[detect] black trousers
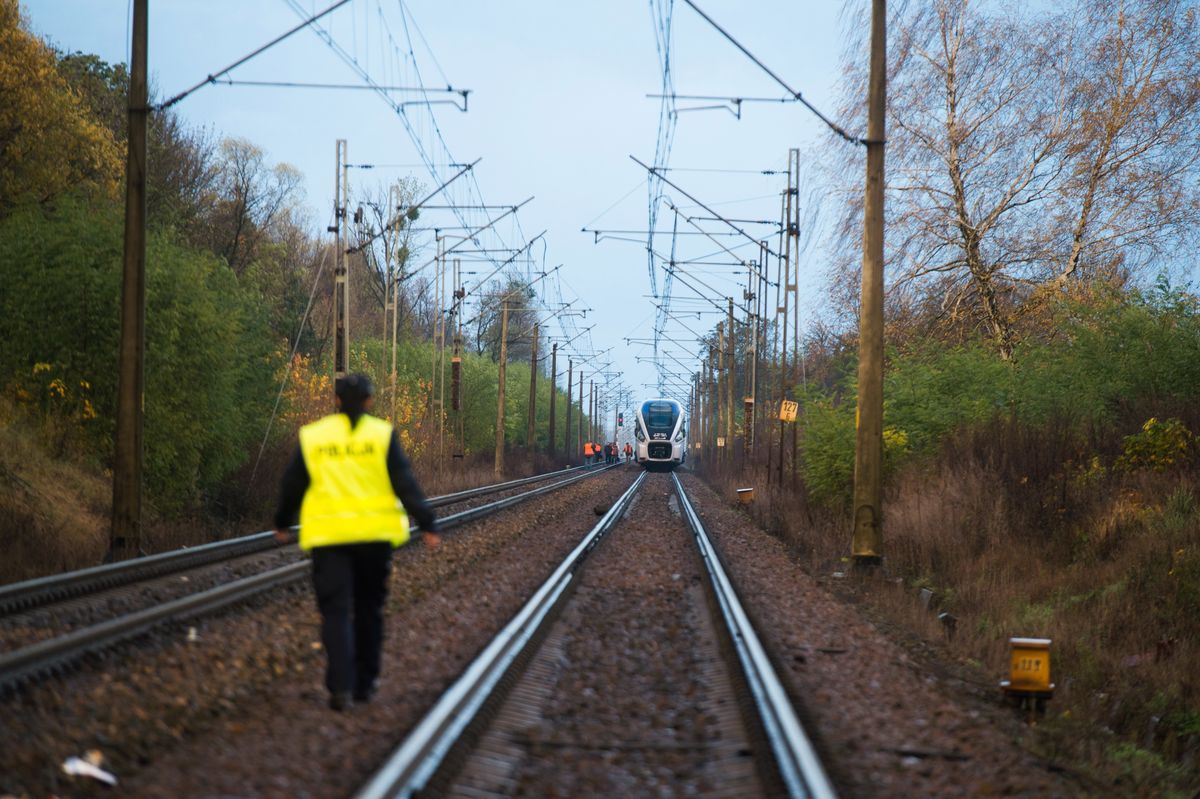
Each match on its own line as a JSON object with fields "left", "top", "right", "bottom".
{"left": 310, "top": 541, "right": 393, "bottom": 695}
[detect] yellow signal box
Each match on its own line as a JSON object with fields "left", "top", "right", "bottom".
{"left": 1000, "top": 637, "right": 1054, "bottom": 721}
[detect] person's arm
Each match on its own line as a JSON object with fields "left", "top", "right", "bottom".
{"left": 272, "top": 446, "right": 310, "bottom": 541}
{"left": 386, "top": 431, "right": 440, "bottom": 541}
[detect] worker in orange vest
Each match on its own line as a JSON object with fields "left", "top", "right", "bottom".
{"left": 583, "top": 441, "right": 594, "bottom": 464}
{"left": 623, "top": 442, "right": 633, "bottom": 462}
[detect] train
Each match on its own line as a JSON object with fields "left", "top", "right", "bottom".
{"left": 634, "top": 398, "right": 687, "bottom": 470}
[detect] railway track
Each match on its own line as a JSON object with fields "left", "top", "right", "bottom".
{"left": 355, "top": 471, "right": 836, "bottom": 799}
{"left": 0, "top": 463, "right": 600, "bottom": 618}
{"left": 0, "top": 463, "right": 616, "bottom": 692}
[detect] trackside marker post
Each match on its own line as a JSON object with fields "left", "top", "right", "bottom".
{"left": 1000, "top": 637, "right": 1054, "bottom": 722}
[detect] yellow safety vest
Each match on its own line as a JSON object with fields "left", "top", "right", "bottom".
{"left": 297, "top": 413, "right": 409, "bottom": 551}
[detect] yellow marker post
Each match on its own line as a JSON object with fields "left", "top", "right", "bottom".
{"left": 1000, "top": 637, "right": 1054, "bottom": 722}
{"left": 779, "top": 400, "right": 798, "bottom": 422}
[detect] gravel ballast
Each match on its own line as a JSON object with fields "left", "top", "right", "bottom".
{"left": 0, "top": 468, "right": 635, "bottom": 798}
{"left": 679, "top": 472, "right": 1081, "bottom": 798}
{"left": 441, "top": 472, "right": 767, "bottom": 798}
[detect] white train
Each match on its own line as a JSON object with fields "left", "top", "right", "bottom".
{"left": 634, "top": 398, "right": 687, "bottom": 470}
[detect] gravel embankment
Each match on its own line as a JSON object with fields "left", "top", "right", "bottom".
{"left": 0, "top": 468, "right": 635, "bottom": 799}
{"left": 2, "top": 466, "right": 1088, "bottom": 798}
{"left": 679, "top": 472, "right": 1082, "bottom": 798}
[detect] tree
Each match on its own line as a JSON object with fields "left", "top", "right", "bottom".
{"left": 0, "top": 0, "right": 120, "bottom": 212}
{"left": 349, "top": 177, "right": 423, "bottom": 336}
{"left": 54, "top": 51, "right": 127, "bottom": 141}
{"left": 470, "top": 279, "right": 538, "bottom": 363}
{"left": 834, "top": 0, "right": 1200, "bottom": 357}
{"left": 1044, "top": 0, "right": 1200, "bottom": 286}
{"left": 0, "top": 198, "right": 279, "bottom": 510}
{"left": 202, "top": 137, "right": 303, "bottom": 276}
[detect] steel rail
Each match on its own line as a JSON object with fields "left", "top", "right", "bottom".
{"left": 426, "top": 463, "right": 594, "bottom": 508}
{"left": 0, "top": 464, "right": 600, "bottom": 616}
{"left": 671, "top": 473, "right": 837, "bottom": 799}
{"left": 0, "top": 465, "right": 620, "bottom": 693}
{"left": 353, "top": 471, "right": 648, "bottom": 799}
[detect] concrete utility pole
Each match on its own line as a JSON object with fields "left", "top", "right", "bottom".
{"left": 700, "top": 355, "right": 705, "bottom": 460}
{"left": 775, "top": 153, "right": 800, "bottom": 486}
{"left": 744, "top": 257, "right": 753, "bottom": 463}
{"left": 716, "top": 323, "right": 724, "bottom": 463}
{"left": 494, "top": 297, "right": 510, "bottom": 477}
{"left": 788, "top": 149, "right": 801, "bottom": 486}
{"left": 852, "top": 0, "right": 887, "bottom": 567}
{"left": 564, "top": 357, "right": 573, "bottom": 462}
{"left": 527, "top": 323, "right": 539, "bottom": 452}
{"left": 726, "top": 298, "right": 735, "bottom": 466}
{"left": 577, "top": 372, "right": 584, "bottom": 460}
{"left": 548, "top": 343, "right": 558, "bottom": 460}
{"left": 690, "top": 373, "right": 697, "bottom": 458}
{"left": 334, "top": 139, "right": 350, "bottom": 380}
{"left": 110, "top": 0, "right": 148, "bottom": 562}
{"left": 388, "top": 184, "right": 402, "bottom": 421}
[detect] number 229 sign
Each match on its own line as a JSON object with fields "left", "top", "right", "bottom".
{"left": 779, "top": 400, "right": 799, "bottom": 422}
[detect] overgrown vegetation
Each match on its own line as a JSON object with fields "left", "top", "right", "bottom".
{"left": 0, "top": 5, "right": 580, "bottom": 582}
{"left": 699, "top": 285, "right": 1200, "bottom": 793}
{"left": 685, "top": 0, "right": 1200, "bottom": 788}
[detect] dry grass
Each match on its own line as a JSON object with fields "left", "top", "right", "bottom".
{"left": 698, "top": 428, "right": 1200, "bottom": 797}
{"left": 0, "top": 402, "right": 110, "bottom": 583}
{"left": 0, "top": 402, "right": 577, "bottom": 586}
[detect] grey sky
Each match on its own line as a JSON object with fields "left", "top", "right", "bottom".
{"left": 27, "top": 1, "right": 850, "bottom": 428}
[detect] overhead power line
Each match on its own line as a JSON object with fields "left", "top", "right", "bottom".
{"left": 630, "top": 155, "right": 782, "bottom": 259}
{"left": 158, "top": 0, "right": 351, "bottom": 110}
{"left": 680, "top": 0, "right": 869, "bottom": 146}
{"left": 347, "top": 159, "right": 480, "bottom": 254}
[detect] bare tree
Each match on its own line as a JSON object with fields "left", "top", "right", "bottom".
{"left": 205, "top": 138, "right": 304, "bottom": 276}
{"left": 471, "top": 279, "right": 538, "bottom": 362}
{"left": 349, "top": 177, "right": 423, "bottom": 337}
{"left": 833, "top": 0, "right": 1200, "bottom": 356}
{"left": 1043, "top": 0, "right": 1200, "bottom": 286}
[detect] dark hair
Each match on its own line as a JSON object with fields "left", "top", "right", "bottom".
{"left": 335, "top": 373, "right": 375, "bottom": 411}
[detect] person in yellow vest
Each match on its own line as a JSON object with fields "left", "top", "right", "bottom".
{"left": 273, "top": 373, "right": 439, "bottom": 711}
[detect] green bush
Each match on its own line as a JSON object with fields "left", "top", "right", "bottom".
{"left": 0, "top": 197, "right": 279, "bottom": 510}
{"left": 1116, "top": 418, "right": 1194, "bottom": 473}
{"left": 796, "top": 280, "right": 1200, "bottom": 508}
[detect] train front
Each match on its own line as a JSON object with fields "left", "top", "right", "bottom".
{"left": 635, "top": 399, "right": 686, "bottom": 470}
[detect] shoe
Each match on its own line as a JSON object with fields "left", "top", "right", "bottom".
{"left": 329, "top": 691, "right": 353, "bottom": 711}
{"left": 353, "top": 680, "right": 378, "bottom": 704}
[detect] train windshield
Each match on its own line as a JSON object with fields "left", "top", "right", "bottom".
{"left": 642, "top": 401, "right": 679, "bottom": 432}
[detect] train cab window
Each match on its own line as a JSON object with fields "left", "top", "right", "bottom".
{"left": 642, "top": 401, "right": 678, "bottom": 431}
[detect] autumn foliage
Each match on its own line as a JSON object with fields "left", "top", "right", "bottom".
{"left": 0, "top": 0, "right": 120, "bottom": 211}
